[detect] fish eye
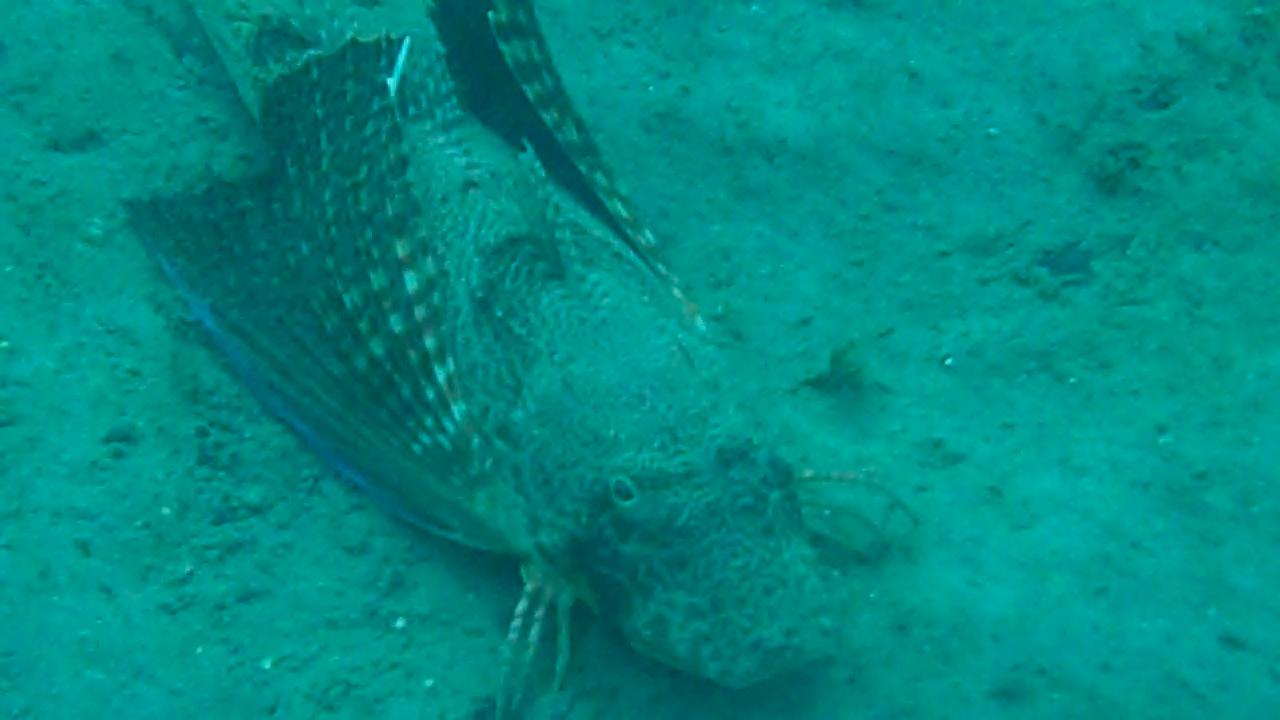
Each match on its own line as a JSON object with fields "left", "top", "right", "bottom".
{"left": 610, "top": 476, "right": 639, "bottom": 506}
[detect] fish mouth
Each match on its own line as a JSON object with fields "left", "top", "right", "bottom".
{"left": 625, "top": 626, "right": 830, "bottom": 689}
{"left": 613, "top": 549, "right": 839, "bottom": 688}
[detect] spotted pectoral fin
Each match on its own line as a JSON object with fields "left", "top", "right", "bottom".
{"left": 130, "top": 33, "right": 529, "bottom": 554}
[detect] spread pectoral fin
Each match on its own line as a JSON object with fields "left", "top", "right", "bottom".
{"left": 129, "top": 33, "right": 529, "bottom": 554}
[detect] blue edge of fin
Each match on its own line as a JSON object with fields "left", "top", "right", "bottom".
{"left": 144, "top": 236, "right": 461, "bottom": 543}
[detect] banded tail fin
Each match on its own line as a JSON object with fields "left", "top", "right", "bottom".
{"left": 130, "top": 33, "right": 527, "bottom": 553}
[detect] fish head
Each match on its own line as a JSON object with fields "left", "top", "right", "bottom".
{"left": 560, "top": 438, "right": 844, "bottom": 688}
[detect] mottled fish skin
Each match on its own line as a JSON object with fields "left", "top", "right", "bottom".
{"left": 130, "top": 14, "right": 872, "bottom": 703}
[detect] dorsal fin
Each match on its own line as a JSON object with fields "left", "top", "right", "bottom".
{"left": 485, "top": 0, "right": 704, "bottom": 327}
{"left": 487, "top": 0, "right": 656, "bottom": 251}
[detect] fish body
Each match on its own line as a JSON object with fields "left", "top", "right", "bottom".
{"left": 130, "top": 8, "right": 882, "bottom": 699}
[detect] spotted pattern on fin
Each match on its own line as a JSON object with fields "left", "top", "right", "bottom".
{"left": 129, "top": 33, "right": 538, "bottom": 553}
{"left": 260, "top": 35, "right": 470, "bottom": 459}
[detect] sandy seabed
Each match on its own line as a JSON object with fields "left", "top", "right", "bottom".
{"left": 1, "top": 1, "right": 1276, "bottom": 718}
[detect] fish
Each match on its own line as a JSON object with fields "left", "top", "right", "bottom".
{"left": 128, "top": 7, "right": 909, "bottom": 710}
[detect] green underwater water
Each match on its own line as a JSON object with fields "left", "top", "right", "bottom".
{"left": 1, "top": 1, "right": 1277, "bottom": 718}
